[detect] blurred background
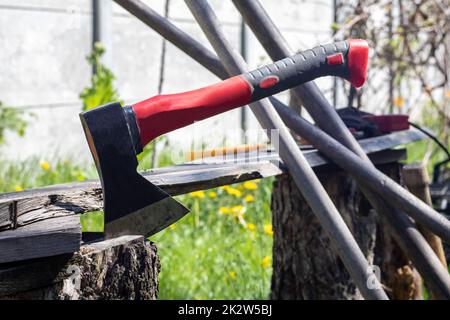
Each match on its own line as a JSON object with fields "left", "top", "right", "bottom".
{"left": 0, "top": 0, "right": 448, "bottom": 299}
{"left": 0, "top": 0, "right": 334, "bottom": 161}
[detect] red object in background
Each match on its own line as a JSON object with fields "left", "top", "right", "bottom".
{"left": 362, "top": 114, "right": 410, "bottom": 133}
{"left": 131, "top": 39, "right": 371, "bottom": 148}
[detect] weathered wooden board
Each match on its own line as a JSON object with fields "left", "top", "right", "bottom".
{"left": 192, "top": 128, "right": 424, "bottom": 165}
{"left": 0, "top": 235, "right": 159, "bottom": 299}
{"left": 0, "top": 129, "right": 424, "bottom": 234}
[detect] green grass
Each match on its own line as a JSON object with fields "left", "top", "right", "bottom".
{"left": 153, "top": 180, "right": 274, "bottom": 300}
{"left": 0, "top": 156, "right": 273, "bottom": 299}
{"left": 0, "top": 156, "right": 98, "bottom": 192}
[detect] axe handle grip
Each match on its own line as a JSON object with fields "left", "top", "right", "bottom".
{"left": 131, "top": 39, "right": 368, "bottom": 148}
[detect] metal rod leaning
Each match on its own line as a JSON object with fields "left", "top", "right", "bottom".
{"left": 232, "top": 0, "right": 450, "bottom": 298}
{"left": 271, "top": 100, "right": 450, "bottom": 298}
{"left": 113, "top": 0, "right": 450, "bottom": 298}
{"left": 183, "top": 0, "right": 387, "bottom": 300}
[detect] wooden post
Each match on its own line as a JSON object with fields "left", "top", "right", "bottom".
{"left": 271, "top": 162, "right": 422, "bottom": 299}
{"left": 402, "top": 163, "right": 448, "bottom": 269}
{"left": 0, "top": 235, "right": 160, "bottom": 300}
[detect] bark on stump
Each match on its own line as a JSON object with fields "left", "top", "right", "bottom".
{"left": 271, "top": 162, "right": 422, "bottom": 300}
{"left": 0, "top": 235, "right": 160, "bottom": 300}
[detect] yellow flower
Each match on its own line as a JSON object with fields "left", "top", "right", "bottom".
{"left": 446, "top": 90, "right": 450, "bottom": 98}
{"left": 247, "top": 223, "right": 256, "bottom": 231}
{"left": 169, "top": 223, "right": 176, "bottom": 230}
{"left": 261, "top": 255, "right": 271, "bottom": 268}
{"left": 393, "top": 97, "right": 405, "bottom": 107}
{"left": 228, "top": 271, "right": 237, "bottom": 279}
{"left": 264, "top": 224, "right": 274, "bottom": 236}
{"left": 208, "top": 191, "right": 217, "bottom": 198}
{"left": 231, "top": 205, "right": 246, "bottom": 216}
{"left": 15, "top": 185, "right": 23, "bottom": 192}
{"left": 190, "top": 190, "right": 205, "bottom": 198}
{"left": 244, "top": 195, "right": 254, "bottom": 202}
{"left": 243, "top": 181, "right": 258, "bottom": 190}
{"left": 226, "top": 187, "right": 242, "bottom": 197}
{"left": 40, "top": 161, "right": 50, "bottom": 171}
{"left": 219, "top": 207, "right": 230, "bottom": 214}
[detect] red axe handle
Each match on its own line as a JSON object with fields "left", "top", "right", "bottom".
{"left": 131, "top": 39, "right": 368, "bottom": 148}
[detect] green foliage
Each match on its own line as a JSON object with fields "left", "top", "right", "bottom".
{"left": 79, "top": 179, "right": 274, "bottom": 299}
{"left": 0, "top": 101, "right": 28, "bottom": 145}
{"left": 80, "top": 42, "right": 122, "bottom": 111}
{"left": 78, "top": 42, "right": 167, "bottom": 170}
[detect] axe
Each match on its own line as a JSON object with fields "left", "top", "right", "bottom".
{"left": 79, "top": 39, "right": 368, "bottom": 239}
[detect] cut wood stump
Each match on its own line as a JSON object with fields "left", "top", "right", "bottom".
{"left": 271, "top": 160, "right": 422, "bottom": 300}
{"left": 0, "top": 235, "right": 160, "bottom": 300}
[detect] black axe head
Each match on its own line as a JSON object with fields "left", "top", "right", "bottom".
{"left": 79, "top": 102, "right": 189, "bottom": 239}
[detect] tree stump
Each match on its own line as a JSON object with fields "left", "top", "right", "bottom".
{"left": 271, "top": 162, "right": 421, "bottom": 300}
{"left": 0, "top": 235, "right": 160, "bottom": 300}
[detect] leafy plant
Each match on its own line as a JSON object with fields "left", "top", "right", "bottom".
{"left": 79, "top": 42, "right": 122, "bottom": 111}
{"left": 0, "top": 101, "right": 28, "bottom": 145}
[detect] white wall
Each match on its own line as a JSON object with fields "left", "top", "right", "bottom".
{"left": 0, "top": 0, "right": 333, "bottom": 163}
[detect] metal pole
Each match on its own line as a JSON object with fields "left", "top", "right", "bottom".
{"left": 92, "top": 0, "right": 113, "bottom": 69}
{"left": 184, "top": 0, "right": 387, "bottom": 300}
{"left": 112, "top": 0, "right": 450, "bottom": 298}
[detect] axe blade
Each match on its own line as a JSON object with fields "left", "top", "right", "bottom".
{"left": 79, "top": 102, "right": 189, "bottom": 239}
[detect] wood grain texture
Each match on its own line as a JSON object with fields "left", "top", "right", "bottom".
{"left": 271, "top": 162, "right": 421, "bottom": 299}
{"left": 0, "top": 129, "right": 422, "bottom": 234}
{"left": 0, "top": 235, "right": 160, "bottom": 299}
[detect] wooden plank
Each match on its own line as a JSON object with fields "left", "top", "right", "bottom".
{"left": 0, "top": 215, "right": 81, "bottom": 264}
{"left": 192, "top": 129, "right": 424, "bottom": 165}
{"left": 0, "top": 129, "right": 425, "bottom": 232}
{"left": 0, "top": 235, "right": 159, "bottom": 299}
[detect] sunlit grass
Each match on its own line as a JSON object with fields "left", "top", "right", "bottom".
{"left": 0, "top": 156, "right": 273, "bottom": 299}
{"left": 0, "top": 156, "right": 98, "bottom": 192}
